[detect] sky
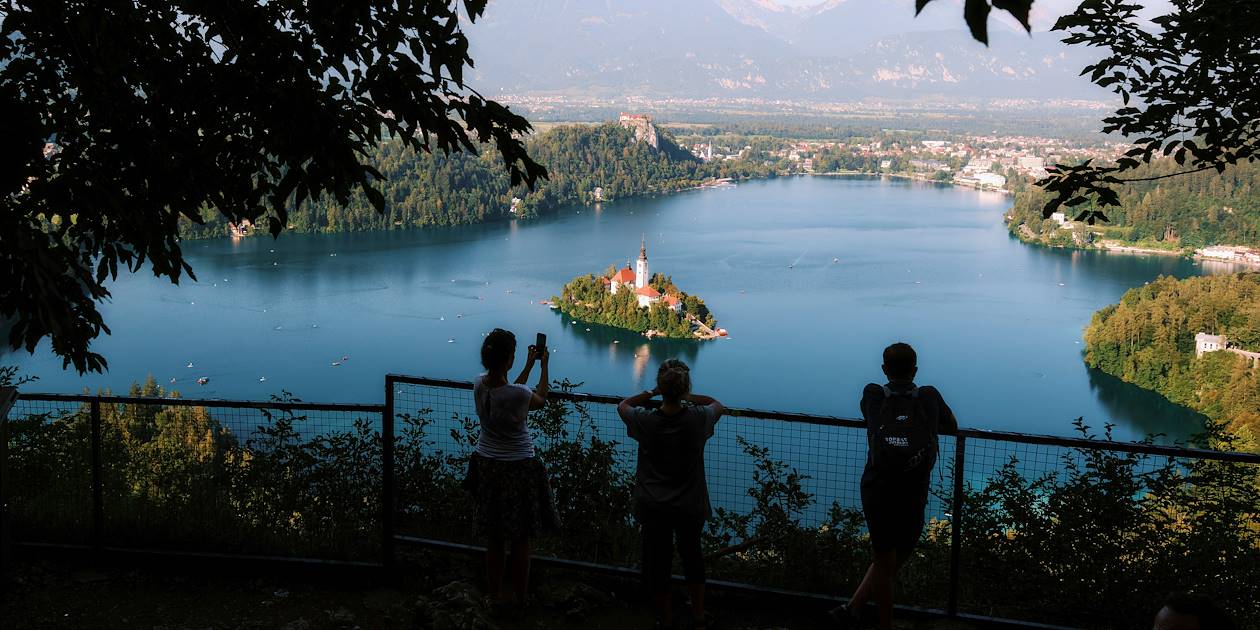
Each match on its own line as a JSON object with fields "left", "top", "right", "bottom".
{"left": 767, "top": 0, "right": 1172, "bottom": 32}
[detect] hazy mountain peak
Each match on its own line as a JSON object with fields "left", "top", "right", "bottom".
{"left": 467, "top": 0, "right": 1102, "bottom": 101}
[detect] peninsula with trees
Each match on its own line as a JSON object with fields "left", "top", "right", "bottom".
{"left": 552, "top": 238, "right": 721, "bottom": 340}
{"left": 1083, "top": 273, "right": 1260, "bottom": 448}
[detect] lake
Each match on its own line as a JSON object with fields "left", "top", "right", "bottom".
{"left": 6, "top": 176, "right": 1223, "bottom": 441}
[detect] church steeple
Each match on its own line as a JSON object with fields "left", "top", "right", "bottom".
{"left": 635, "top": 235, "right": 649, "bottom": 289}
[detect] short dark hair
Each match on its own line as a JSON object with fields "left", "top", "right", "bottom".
{"left": 481, "top": 328, "right": 516, "bottom": 371}
{"left": 1163, "top": 592, "right": 1235, "bottom": 630}
{"left": 882, "top": 342, "right": 917, "bottom": 379}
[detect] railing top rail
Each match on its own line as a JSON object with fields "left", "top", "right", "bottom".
{"left": 387, "top": 374, "right": 1260, "bottom": 465}
{"left": 16, "top": 392, "right": 384, "bottom": 414}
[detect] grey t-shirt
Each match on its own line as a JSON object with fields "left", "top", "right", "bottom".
{"left": 622, "top": 403, "right": 720, "bottom": 519}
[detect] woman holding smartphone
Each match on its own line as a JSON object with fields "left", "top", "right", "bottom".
{"left": 470, "top": 328, "right": 560, "bottom": 608}
{"left": 618, "top": 359, "right": 725, "bottom": 630}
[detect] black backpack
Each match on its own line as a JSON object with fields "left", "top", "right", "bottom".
{"left": 870, "top": 385, "right": 937, "bottom": 476}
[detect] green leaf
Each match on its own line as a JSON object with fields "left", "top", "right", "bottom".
{"left": 992, "top": 0, "right": 1033, "bottom": 32}
{"left": 964, "top": 0, "right": 992, "bottom": 44}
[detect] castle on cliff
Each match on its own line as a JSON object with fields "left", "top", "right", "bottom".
{"left": 602, "top": 236, "right": 681, "bottom": 311}
{"left": 618, "top": 113, "right": 659, "bottom": 149}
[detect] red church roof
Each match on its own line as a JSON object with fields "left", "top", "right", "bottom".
{"left": 612, "top": 267, "right": 636, "bottom": 284}
{"left": 636, "top": 286, "right": 661, "bottom": 298}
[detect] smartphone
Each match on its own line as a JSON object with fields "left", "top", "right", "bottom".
{"left": 536, "top": 332, "right": 547, "bottom": 353}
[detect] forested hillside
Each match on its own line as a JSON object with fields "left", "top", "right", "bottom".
{"left": 1009, "top": 159, "right": 1260, "bottom": 249}
{"left": 1084, "top": 273, "right": 1260, "bottom": 445}
{"left": 181, "top": 123, "right": 769, "bottom": 238}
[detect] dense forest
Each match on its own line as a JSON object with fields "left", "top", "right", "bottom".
{"left": 554, "top": 271, "right": 715, "bottom": 339}
{"left": 1008, "top": 159, "right": 1260, "bottom": 249}
{"left": 180, "top": 123, "right": 774, "bottom": 238}
{"left": 1083, "top": 273, "right": 1260, "bottom": 445}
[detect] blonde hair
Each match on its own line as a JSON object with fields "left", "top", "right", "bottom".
{"left": 656, "top": 359, "right": 691, "bottom": 402}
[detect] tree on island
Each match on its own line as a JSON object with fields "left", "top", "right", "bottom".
{"left": 0, "top": 0, "right": 545, "bottom": 372}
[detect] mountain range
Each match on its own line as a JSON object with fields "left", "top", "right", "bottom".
{"left": 465, "top": 0, "right": 1106, "bottom": 102}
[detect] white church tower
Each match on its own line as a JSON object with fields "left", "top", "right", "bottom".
{"left": 635, "top": 234, "right": 649, "bottom": 289}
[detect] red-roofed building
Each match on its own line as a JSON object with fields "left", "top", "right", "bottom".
{"left": 662, "top": 294, "right": 682, "bottom": 312}
{"left": 609, "top": 266, "right": 636, "bottom": 294}
{"left": 634, "top": 285, "right": 661, "bottom": 307}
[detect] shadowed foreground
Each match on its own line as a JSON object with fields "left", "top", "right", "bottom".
{"left": 0, "top": 551, "right": 979, "bottom": 630}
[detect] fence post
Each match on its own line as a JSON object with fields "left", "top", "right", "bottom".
{"left": 947, "top": 433, "right": 966, "bottom": 617}
{"left": 90, "top": 399, "right": 104, "bottom": 552}
{"left": 382, "top": 377, "right": 396, "bottom": 570}
{"left": 0, "top": 387, "right": 15, "bottom": 573}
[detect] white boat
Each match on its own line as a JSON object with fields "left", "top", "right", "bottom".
{"left": 331, "top": 361, "right": 341, "bottom": 367}
{"left": 170, "top": 378, "right": 177, "bottom": 384}
{"left": 186, "top": 362, "right": 194, "bottom": 368}
{"left": 259, "top": 377, "right": 267, "bottom": 382}
{"left": 447, "top": 338, "right": 455, "bottom": 343}
{"left": 196, "top": 377, "right": 209, "bottom": 385}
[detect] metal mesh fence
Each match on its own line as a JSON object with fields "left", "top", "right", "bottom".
{"left": 5, "top": 395, "right": 384, "bottom": 562}
{"left": 8, "top": 380, "right": 1260, "bottom": 627}
{"left": 5, "top": 398, "right": 93, "bottom": 546}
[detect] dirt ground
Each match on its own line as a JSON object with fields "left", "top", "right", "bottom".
{"left": 1, "top": 550, "right": 978, "bottom": 630}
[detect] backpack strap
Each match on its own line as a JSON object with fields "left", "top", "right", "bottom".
{"left": 881, "top": 384, "right": 920, "bottom": 398}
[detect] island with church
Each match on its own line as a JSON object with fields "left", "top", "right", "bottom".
{"left": 551, "top": 238, "right": 724, "bottom": 340}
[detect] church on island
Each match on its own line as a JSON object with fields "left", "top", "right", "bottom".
{"left": 601, "top": 237, "right": 682, "bottom": 311}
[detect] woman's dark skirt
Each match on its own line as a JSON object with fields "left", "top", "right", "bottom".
{"left": 467, "top": 453, "right": 561, "bottom": 541}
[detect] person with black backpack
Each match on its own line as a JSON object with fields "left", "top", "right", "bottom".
{"left": 830, "top": 342, "right": 957, "bottom": 630}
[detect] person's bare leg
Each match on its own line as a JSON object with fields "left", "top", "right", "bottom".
{"left": 510, "top": 538, "right": 531, "bottom": 604}
{"left": 848, "top": 561, "right": 878, "bottom": 611}
{"left": 486, "top": 537, "right": 506, "bottom": 600}
{"left": 688, "top": 583, "right": 705, "bottom": 625}
{"left": 654, "top": 590, "right": 672, "bottom": 626}
{"left": 871, "top": 550, "right": 897, "bottom": 630}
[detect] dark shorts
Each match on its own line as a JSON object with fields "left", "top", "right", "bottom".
{"left": 861, "top": 485, "right": 926, "bottom": 557}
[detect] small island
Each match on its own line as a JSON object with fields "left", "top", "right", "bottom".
{"left": 552, "top": 238, "right": 722, "bottom": 340}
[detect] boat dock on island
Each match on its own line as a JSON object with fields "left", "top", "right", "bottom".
{"left": 685, "top": 314, "right": 726, "bottom": 340}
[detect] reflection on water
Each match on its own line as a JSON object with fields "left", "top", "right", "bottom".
{"left": 556, "top": 314, "right": 701, "bottom": 390}
{"left": 1085, "top": 367, "right": 1209, "bottom": 442}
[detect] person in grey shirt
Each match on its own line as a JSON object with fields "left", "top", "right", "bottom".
{"left": 618, "top": 359, "right": 724, "bottom": 630}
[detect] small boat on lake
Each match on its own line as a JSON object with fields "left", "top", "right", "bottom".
{"left": 186, "top": 362, "right": 194, "bottom": 368}
{"left": 196, "top": 377, "right": 209, "bottom": 385}
{"left": 331, "top": 361, "right": 341, "bottom": 367}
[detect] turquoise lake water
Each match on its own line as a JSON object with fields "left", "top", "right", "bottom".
{"left": 8, "top": 176, "right": 1227, "bottom": 441}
